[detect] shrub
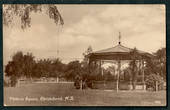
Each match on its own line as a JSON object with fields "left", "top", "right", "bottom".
{"left": 10, "top": 75, "right": 18, "bottom": 87}
{"left": 145, "top": 74, "right": 164, "bottom": 91}
{"left": 4, "top": 80, "right": 9, "bottom": 87}
{"left": 74, "top": 80, "right": 80, "bottom": 89}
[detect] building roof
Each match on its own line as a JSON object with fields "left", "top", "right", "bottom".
{"left": 94, "top": 44, "right": 146, "bottom": 54}
{"left": 88, "top": 44, "right": 153, "bottom": 60}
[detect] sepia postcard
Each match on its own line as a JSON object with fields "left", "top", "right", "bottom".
{"left": 3, "top": 4, "right": 166, "bottom": 106}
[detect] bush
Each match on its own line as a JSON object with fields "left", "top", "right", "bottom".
{"left": 74, "top": 80, "right": 80, "bottom": 89}
{"left": 4, "top": 80, "right": 9, "bottom": 87}
{"left": 145, "top": 74, "right": 164, "bottom": 91}
{"left": 10, "top": 75, "right": 18, "bottom": 87}
{"left": 86, "top": 79, "right": 93, "bottom": 89}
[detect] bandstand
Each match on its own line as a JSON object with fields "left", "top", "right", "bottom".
{"left": 87, "top": 33, "right": 153, "bottom": 92}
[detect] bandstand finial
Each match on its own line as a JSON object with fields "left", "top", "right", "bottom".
{"left": 118, "top": 32, "right": 121, "bottom": 45}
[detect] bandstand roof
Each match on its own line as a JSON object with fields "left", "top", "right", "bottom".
{"left": 94, "top": 44, "right": 145, "bottom": 54}
{"left": 88, "top": 43, "right": 153, "bottom": 61}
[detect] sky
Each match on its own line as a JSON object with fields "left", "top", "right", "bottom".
{"left": 3, "top": 4, "right": 166, "bottom": 65}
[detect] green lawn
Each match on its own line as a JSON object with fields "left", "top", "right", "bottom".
{"left": 4, "top": 83, "right": 166, "bottom": 106}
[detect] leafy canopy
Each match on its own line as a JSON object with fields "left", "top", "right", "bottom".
{"left": 3, "top": 4, "right": 64, "bottom": 29}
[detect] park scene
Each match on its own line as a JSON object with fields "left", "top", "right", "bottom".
{"left": 3, "top": 5, "right": 166, "bottom": 106}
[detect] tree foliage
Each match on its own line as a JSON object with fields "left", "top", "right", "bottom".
{"left": 129, "top": 48, "right": 140, "bottom": 89}
{"left": 64, "top": 60, "right": 82, "bottom": 81}
{"left": 4, "top": 47, "right": 166, "bottom": 89}
{"left": 154, "top": 48, "right": 166, "bottom": 79}
{"left": 82, "top": 45, "right": 93, "bottom": 64}
{"left": 5, "top": 51, "right": 66, "bottom": 86}
{"left": 145, "top": 74, "right": 164, "bottom": 91}
{"left": 5, "top": 51, "right": 35, "bottom": 86}
{"left": 81, "top": 46, "right": 94, "bottom": 80}
{"left": 144, "top": 48, "right": 166, "bottom": 79}
{"left": 3, "top": 4, "right": 64, "bottom": 29}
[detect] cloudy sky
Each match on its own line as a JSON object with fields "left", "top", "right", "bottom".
{"left": 3, "top": 5, "right": 165, "bottom": 65}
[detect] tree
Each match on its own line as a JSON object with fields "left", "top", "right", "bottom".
{"left": 154, "top": 48, "right": 166, "bottom": 80}
{"left": 52, "top": 58, "right": 65, "bottom": 74}
{"left": 5, "top": 51, "right": 24, "bottom": 78}
{"left": 81, "top": 46, "right": 103, "bottom": 89}
{"left": 144, "top": 57, "right": 158, "bottom": 76}
{"left": 129, "top": 48, "right": 141, "bottom": 90}
{"left": 145, "top": 74, "right": 164, "bottom": 91}
{"left": 144, "top": 48, "right": 166, "bottom": 79}
{"left": 32, "top": 59, "right": 52, "bottom": 78}
{"left": 51, "top": 58, "right": 66, "bottom": 82}
{"left": 5, "top": 51, "right": 35, "bottom": 86}
{"left": 142, "top": 48, "right": 166, "bottom": 91}
{"left": 24, "top": 53, "right": 36, "bottom": 79}
{"left": 82, "top": 45, "right": 93, "bottom": 63}
{"left": 38, "top": 59, "right": 52, "bottom": 77}
{"left": 65, "top": 60, "right": 82, "bottom": 81}
{"left": 3, "top": 4, "right": 64, "bottom": 29}
{"left": 5, "top": 61, "right": 18, "bottom": 86}
{"left": 32, "top": 61, "right": 43, "bottom": 78}
{"left": 82, "top": 45, "right": 93, "bottom": 78}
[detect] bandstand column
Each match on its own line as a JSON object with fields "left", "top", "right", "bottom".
{"left": 117, "top": 59, "right": 121, "bottom": 92}
{"left": 129, "top": 61, "right": 133, "bottom": 90}
{"left": 99, "top": 60, "right": 102, "bottom": 75}
{"left": 100, "top": 60, "right": 105, "bottom": 89}
{"left": 142, "top": 60, "right": 146, "bottom": 90}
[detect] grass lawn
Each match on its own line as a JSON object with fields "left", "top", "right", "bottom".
{"left": 4, "top": 83, "right": 166, "bottom": 106}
